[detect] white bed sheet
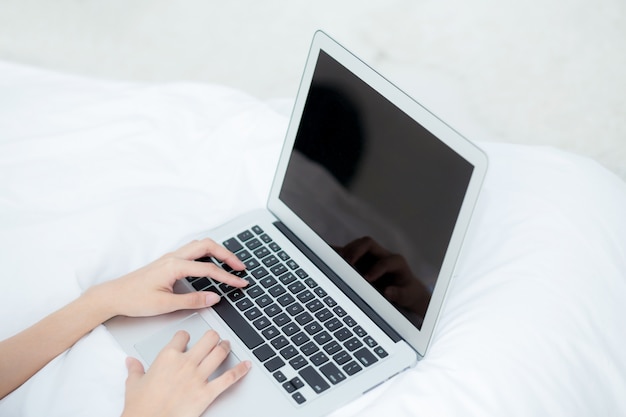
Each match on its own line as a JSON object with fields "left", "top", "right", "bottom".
{"left": 1, "top": 61, "right": 625, "bottom": 417}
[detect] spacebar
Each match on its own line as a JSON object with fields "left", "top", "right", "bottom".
{"left": 212, "top": 299, "right": 264, "bottom": 349}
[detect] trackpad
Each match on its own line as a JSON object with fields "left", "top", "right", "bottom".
{"left": 135, "top": 313, "right": 241, "bottom": 379}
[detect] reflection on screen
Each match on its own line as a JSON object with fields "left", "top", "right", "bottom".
{"left": 279, "top": 50, "right": 473, "bottom": 329}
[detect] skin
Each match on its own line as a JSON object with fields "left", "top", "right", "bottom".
{"left": 0, "top": 238, "right": 251, "bottom": 417}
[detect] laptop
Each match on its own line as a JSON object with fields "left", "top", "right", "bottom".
{"left": 105, "top": 30, "right": 487, "bottom": 417}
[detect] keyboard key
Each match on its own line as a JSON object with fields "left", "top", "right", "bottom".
{"left": 243, "top": 258, "right": 260, "bottom": 270}
{"left": 272, "top": 312, "right": 291, "bottom": 327}
{"left": 314, "top": 287, "right": 327, "bottom": 298}
{"left": 282, "top": 381, "right": 296, "bottom": 393}
{"left": 289, "top": 355, "right": 308, "bottom": 370}
{"left": 227, "top": 289, "right": 245, "bottom": 302}
{"left": 246, "top": 285, "right": 264, "bottom": 299}
{"left": 245, "top": 238, "right": 262, "bottom": 250}
{"left": 344, "top": 337, "right": 363, "bottom": 352}
{"left": 263, "top": 303, "right": 282, "bottom": 317}
{"left": 270, "top": 263, "right": 288, "bottom": 277}
{"left": 212, "top": 299, "right": 263, "bottom": 349}
{"left": 252, "top": 225, "right": 264, "bottom": 235}
{"left": 269, "top": 242, "right": 281, "bottom": 252}
{"left": 235, "top": 298, "right": 254, "bottom": 311}
{"left": 291, "top": 331, "right": 310, "bottom": 346}
{"left": 244, "top": 307, "right": 262, "bottom": 321}
{"left": 255, "top": 295, "right": 272, "bottom": 308}
{"left": 268, "top": 284, "right": 286, "bottom": 297}
{"left": 333, "top": 350, "right": 351, "bottom": 365}
{"left": 286, "top": 303, "right": 304, "bottom": 316}
{"left": 297, "top": 290, "right": 315, "bottom": 303}
{"left": 300, "top": 341, "right": 319, "bottom": 356}
{"left": 305, "top": 299, "right": 323, "bottom": 313}
{"left": 310, "top": 352, "right": 329, "bottom": 366}
{"left": 292, "top": 392, "right": 306, "bottom": 405}
{"left": 262, "top": 255, "right": 278, "bottom": 268}
{"left": 299, "top": 366, "right": 330, "bottom": 394}
{"left": 259, "top": 233, "right": 272, "bottom": 243}
{"left": 353, "top": 326, "right": 367, "bottom": 337}
{"left": 314, "top": 308, "right": 333, "bottom": 322}
{"left": 354, "top": 347, "right": 378, "bottom": 367}
{"left": 237, "top": 230, "right": 254, "bottom": 242}
{"left": 286, "top": 260, "right": 299, "bottom": 270}
{"left": 277, "top": 294, "right": 296, "bottom": 307}
{"left": 313, "top": 331, "right": 332, "bottom": 346}
{"left": 262, "top": 326, "right": 280, "bottom": 340}
{"left": 325, "top": 318, "right": 342, "bottom": 332}
{"left": 290, "top": 378, "right": 305, "bottom": 391}
{"left": 373, "top": 346, "right": 388, "bottom": 358}
{"left": 334, "top": 328, "right": 353, "bottom": 342}
{"left": 282, "top": 323, "right": 300, "bottom": 336}
{"left": 319, "top": 363, "right": 346, "bottom": 385}
{"left": 252, "top": 317, "right": 271, "bottom": 330}
{"left": 323, "top": 340, "right": 342, "bottom": 355}
{"left": 273, "top": 370, "right": 287, "bottom": 382}
{"left": 253, "top": 246, "right": 270, "bottom": 259}
{"left": 279, "top": 272, "right": 297, "bottom": 286}
{"left": 342, "top": 361, "right": 363, "bottom": 376}
{"left": 295, "top": 269, "right": 308, "bottom": 279}
{"left": 343, "top": 316, "right": 357, "bottom": 327}
{"left": 252, "top": 344, "right": 275, "bottom": 362}
{"left": 271, "top": 335, "right": 289, "bottom": 350}
{"left": 191, "top": 277, "right": 212, "bottom": 291}
{"left": 236, "top": 249, "right": 252, "bottom": 261}
{"left": 280, "top": 345, "right": 298, "bottom": 360}
{"left": 223, "top": 238, "right": 243, "bottom": 253}
{"left": 251, "top": 267, "right": 269, "bottom": 279}
{"left": 333, "top": 306, "right": 347, "bottom": 317}
{"left": 259, "top": 276, "right": 277, "bottom": 288}
{"left": 264, "top": 356, "right": 285, "bottom": 372}
{"left": 323, "top": 296, "right": 337, "bottom": 307}
{"left": 277, "top": 251, "right": 290, "bottom": 261}
{"left": 288, "top": 282, "right": 305, "bottom": 294}
{"left": 304, "top": 322, "right": 323, "bottom": 335}
{"left": 364, "top": 336, "right": 377, "bottom": 348}
{"left": 295, "top": 312, "right": 313, "bottom": 325}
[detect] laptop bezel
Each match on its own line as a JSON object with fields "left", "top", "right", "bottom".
{"left": 267, "top": 30, "right": 488, "bottom": 356}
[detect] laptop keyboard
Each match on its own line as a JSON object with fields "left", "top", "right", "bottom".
{"left": 185, "top": 225, "right": 388, "bottom": 405}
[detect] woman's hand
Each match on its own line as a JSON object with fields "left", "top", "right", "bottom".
{"left": 89, "top": 238, "right": 248, "bottom": 320}
{"left": 121, "top": 330, "right": 251, "bottom": 417}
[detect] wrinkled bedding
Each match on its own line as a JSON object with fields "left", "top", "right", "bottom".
{"left": 1, "top": 61, "right": 625, "bottom": 417}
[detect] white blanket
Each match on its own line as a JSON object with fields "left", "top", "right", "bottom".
{"left": 1, "top": 61, "right": 625, "bottom": 417}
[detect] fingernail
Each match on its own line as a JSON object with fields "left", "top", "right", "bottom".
{"left": 206, "top": 292, "right": 220, "bottom": 305}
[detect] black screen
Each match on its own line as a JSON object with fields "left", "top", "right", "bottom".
{"left": 279, "top": 51, "right": 473, "bottom": 329}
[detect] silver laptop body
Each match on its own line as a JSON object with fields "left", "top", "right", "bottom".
{"left": 106, "top": 30, "right": 488, "bottom": 417}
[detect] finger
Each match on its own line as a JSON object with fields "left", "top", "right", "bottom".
{"left": 168, "top": 258, "right": 248, "bottom": 288}
{"left": 164, "top": 330, "right": 191, "bottom": 353}
{"left": 175, "top": 239, "right": 245, "bottom": 271}
{"left": 204, "top": 360, "right": 252, "bottom": 404}
{"left": 186, "top": 330, "right": 221, "bottom": 365}
{"left": 160, "top": 290, "right": 221, "bottom": 313}
{"left": 198, "top": 339, "right": 231, "bottom": 377}
{"left": 125, "top": 356, "right": 145, "bottom": 385}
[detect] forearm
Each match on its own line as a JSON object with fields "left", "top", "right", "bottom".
{"left": 0, "top": 287, "right": 113, "bottom": 399}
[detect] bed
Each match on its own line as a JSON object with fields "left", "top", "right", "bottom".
{"left": 1, "top": 59, "right": 625, "bottom": 417}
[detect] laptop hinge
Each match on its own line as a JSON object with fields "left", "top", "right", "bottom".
{"left": 273, "top": 221, "right": 402, "bottom": 343}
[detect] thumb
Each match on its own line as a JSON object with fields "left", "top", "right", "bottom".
{"left": 125, "top": 357, "right": 145, "bottom": 383}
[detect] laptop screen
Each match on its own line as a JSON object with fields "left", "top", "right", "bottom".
{"left": 279, "top": 50, "right": 474, "bottom": 330}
